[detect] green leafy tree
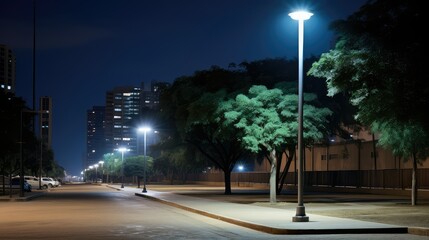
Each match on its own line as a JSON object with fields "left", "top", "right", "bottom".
{"left": 153, "top": 146, "right": 200, "bottom": 184}
{"left": 124, "top": 155, "right": 153, "bottom": 188}
{"left": 308, "top": 0, "right": 428, "bottom": 205}
{"left": 102, "top": 153, "right": 122, "bottom": 183}
{"left": 159, "top": 67, "right": 248, "bottom": 194}
{"left": 152, "top": 134, "right": 208, "bottom": 184}
{"left": 221, "top": 85, "right": 331, "bottom": 202}
{"left": 372, "top": 120, "right": 429, "bottom": 205}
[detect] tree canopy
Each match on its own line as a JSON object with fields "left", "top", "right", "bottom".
{"left": 220, "top": 84, "right": 331, "bottom": 202}
{"left": 308, "top": 0, "right": 428, "bottom": 205}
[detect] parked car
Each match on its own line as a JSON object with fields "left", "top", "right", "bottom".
{"left": 40, "top": 177, "right": 56, "bottom": 189}
{"left": 12, "top": 176, "right": 39, "bottom": 189}
{"left": 9, "top": 178, "right": 32, "bottom": 192}
{"left": 24, "top": 176, "right": 40, "bottom": 187}
{"left": 12, "top": 176, "right": 39, "bottom": 188}
{"left": 50, "top": 177, "right": 60, "bottom": 187}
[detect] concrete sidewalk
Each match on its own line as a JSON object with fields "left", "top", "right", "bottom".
{"left": 109, "top": 185, "right": 409, "bottom": 235}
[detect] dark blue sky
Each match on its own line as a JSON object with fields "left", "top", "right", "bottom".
{"left": 0, "top": 0, "right": 367, "bottom": 176}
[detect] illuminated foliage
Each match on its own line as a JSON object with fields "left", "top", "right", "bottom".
{"left": 220, "top": 85, "right": 331, "bottom": 202}
{"left": 308, "top": 0, "right": 428, "bottom": 205}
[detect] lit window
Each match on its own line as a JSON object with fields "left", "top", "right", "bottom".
{"left": 114, "top": 116, "right": 121, "bottom": 119}
{"left": 123, "top": 138, "right": 131, "bottom": 141}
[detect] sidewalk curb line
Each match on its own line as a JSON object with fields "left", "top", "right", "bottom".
{"left": 0, "top": 192, "right": 44, "bottom": 201}
{"left": 408, "top": 227, "right": 429, "bottom": 237}
{"left": 135, "top": 192, "right": 408, "bottom": 235}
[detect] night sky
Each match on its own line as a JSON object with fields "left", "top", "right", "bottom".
{"left": 0, "top": 0, "right": 367, "bottom": 176}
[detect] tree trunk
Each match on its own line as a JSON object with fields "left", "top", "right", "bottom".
{"left": 269, "top": 149, "right": 277, "bottom": 203}
{"left": 412, "top": 153, "right": 418, "bottom": 206}
{"left": 224, "top": 170, "right": 232, "bottom": 195}
{"left": 276, "top": 148, "right": 295, "bottom": 194}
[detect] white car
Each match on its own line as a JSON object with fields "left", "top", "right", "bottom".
{"left": 50, "top": 177, "right": 61, "bottom": 187}
{"left": 12, "top": 176, "right": 39, "bottom": 189}
{"left": 40, "top": 177, "right": 56, "bottom": 189}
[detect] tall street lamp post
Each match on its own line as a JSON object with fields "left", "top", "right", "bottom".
{"left": 118, "top": 147, "right": 128, "bottom": 188}
{"left": 19, "top": 110, "right": 25, "bottom": 197}
{"left": 94, "top": 164, "right": 99, "bottom": 182}
{"left": 99, "top": 160, "right": 104, "bottom": 183}
{"left": 138, "top": 127, "right": 151, "bottom": 193}
{"left": 289, "top": 10, "right": 312, "bottom": 223}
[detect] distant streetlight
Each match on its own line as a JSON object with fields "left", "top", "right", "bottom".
{"left": 88, "top": 165, "right": 94, "bottom": 182}
{"left": 99, "top": 160, "right": 104, "bottom": 183}
{"left": 289, "top": 10, "right": 312, "bottom": 223}
{"left": 94, "top": 164, "right": 99, "bottom": 183}
{"left": 138, "top": 127, "right": 151, "bottom": 193}
{"left": 83, "top": 169, "right": 87, "bottom": 182}
{"left": 118, "top": 147, "right": 129, "bottom": 188}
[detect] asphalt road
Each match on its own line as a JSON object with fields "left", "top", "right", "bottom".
{"left": 0, "top": 184, "right": 427, "bottom": 240}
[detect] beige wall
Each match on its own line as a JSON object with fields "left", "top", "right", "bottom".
{"left": 254, "top": 140, "right": 429, "bottom": 172}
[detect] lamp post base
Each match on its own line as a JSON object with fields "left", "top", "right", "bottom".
{"left": 292, "top": 215, "right": 309, "bottom": 222}
{"left": 142, "top": 187, "right": 147, "bottom": 193}
{"left": 121, "top": 183, "right": 124, "bottom": 188}
{"left": 292, "top": 206, "right": 309, "bottom": 222}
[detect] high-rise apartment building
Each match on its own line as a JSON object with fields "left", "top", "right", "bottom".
{"left": 0, "top": 44, "right": 16, "bottom": 94}
{"left": 86, "top": 106, "right": 106, "bottom": 167}
{"left": 85, "top": 81, "right": 169, "bottom": 167}
{"left": 141, "top": 81, "right": 170, "bottom": 110}
{"left": 104, "top": 85, "right": 142, "bottom": 154}
{"left": 39, "top": 96, "right": 52, "bottom": 148}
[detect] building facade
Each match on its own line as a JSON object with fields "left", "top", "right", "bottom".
{"left": 104, "top": 85, "right": 142, "bottom": 155}
{"left": 141, "top": 81, "right": 170, "bottom": 109}
{"left": 0, "top": 44, "right": 16, "bottom": 94}
{"left": 39, "top": 96, "right": 53, "bottom": 148}
{"left": 86, "top": 106, "right": 106, "bottom": 167}
{"left": 85, "top": 81, "right": 170, "bottom": 168}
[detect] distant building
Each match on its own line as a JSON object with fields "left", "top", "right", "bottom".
{"left": 39, "top": 96, "right": 52, "bottom": 148}
{"left": 85, "top": 81, "right": 169, "bottom": 167}
{"left": 139, "top": 81, "right": 170, "bottom": 154}
{"left": 141, "top": 81, "right": 170, "bottom": 110}
{"left": 86, "top": 106, "right": 106, "bottom": 167}
{"left": 104, "top": 84, "right": 142, "bottom": 154}
{"left": 0, "top": 44, "right": 16, "bottom": 94}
